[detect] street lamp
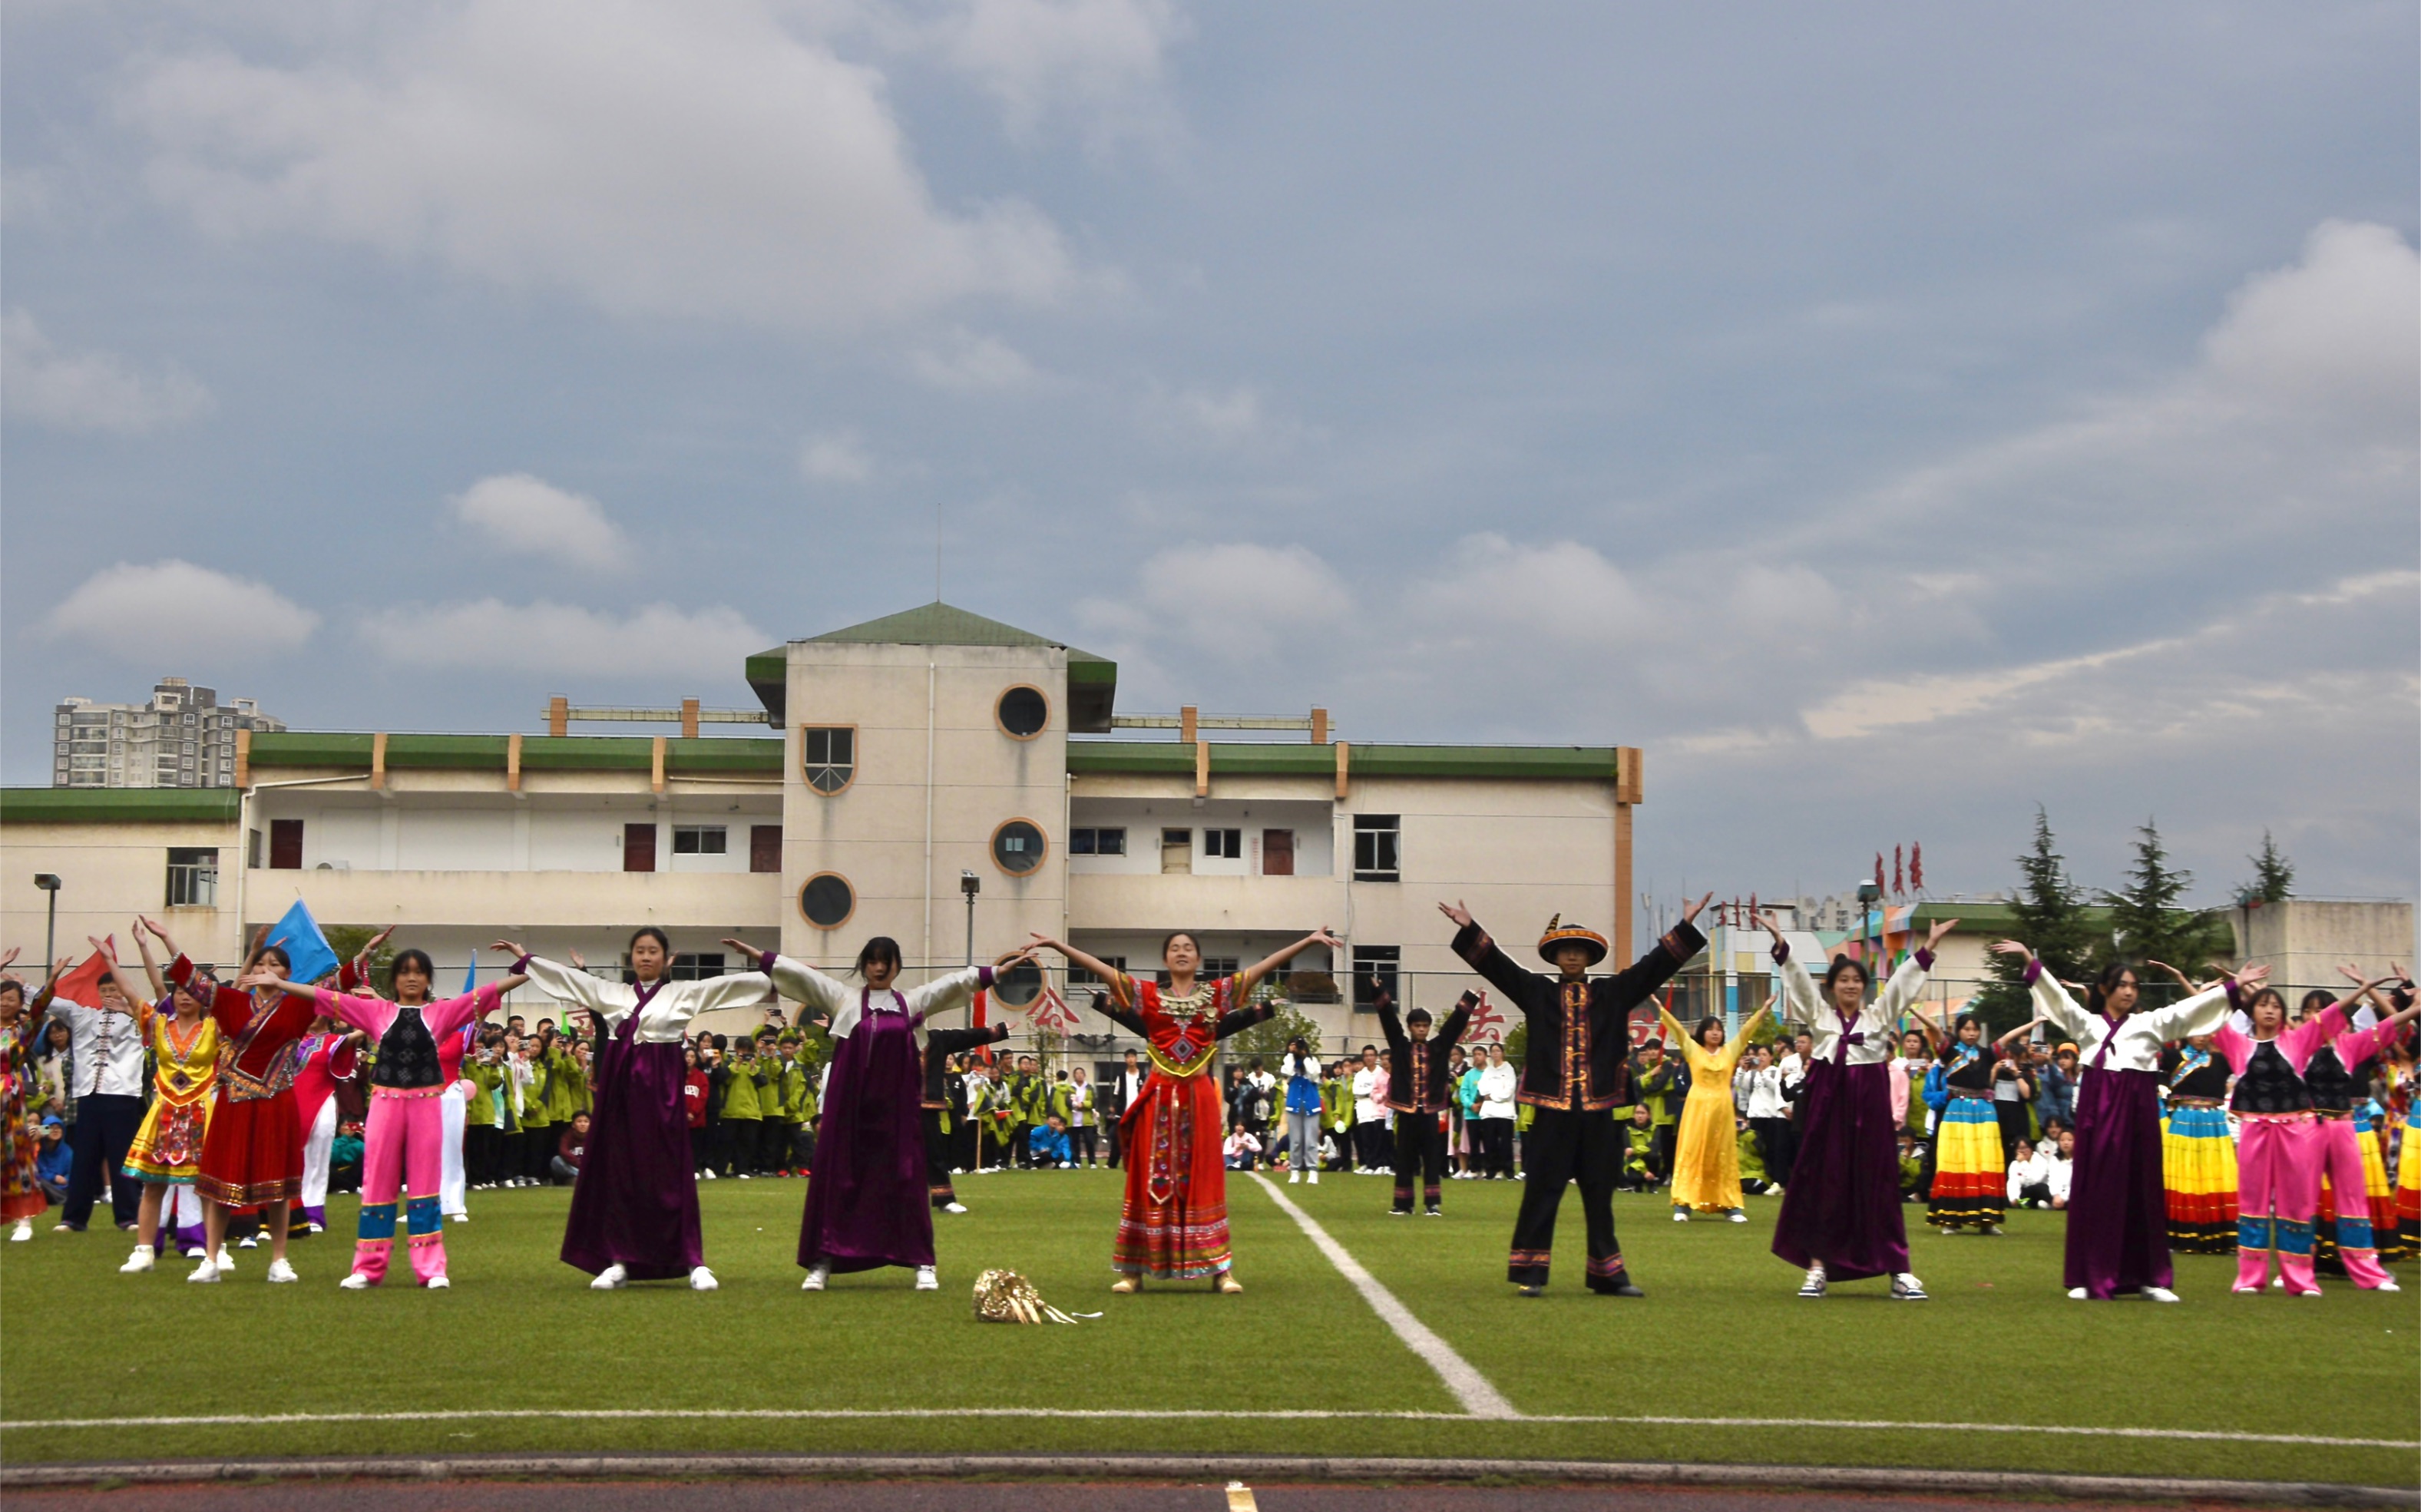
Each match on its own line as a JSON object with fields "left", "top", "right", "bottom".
{"left": 1855, "top": 880, "right": 1883, "bottom": 997}
{"left": 960, "top": 870, "right": 981, "bottom": 969}
{"left": 32, "top": 874, "right": 61, "bottom": 973}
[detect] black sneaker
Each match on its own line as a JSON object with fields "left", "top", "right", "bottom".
{"left": 1516, "top": 1283, "right": 1544, "bottom": 1298}
{"left": 1597, "top": 1272, "right": 1645, "bottom": 1299}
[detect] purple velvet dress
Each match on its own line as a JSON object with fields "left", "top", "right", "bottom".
{"left": 799, "top": 996, "right": 938, "bottom": 1272}
{"left": 564, "top": 988, "right": 703, "bottom": 1281}
{"left": 2066, "top": 1060, "right": 2170, "bottom": 1298}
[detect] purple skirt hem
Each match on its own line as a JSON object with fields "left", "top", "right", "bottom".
{"left": 1771, "top": 1058, "right": 1908, "bottom": 1282}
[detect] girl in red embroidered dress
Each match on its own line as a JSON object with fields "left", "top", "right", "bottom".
{"left": 1033, "top": 927, "right": 1340, "bottom": 1294}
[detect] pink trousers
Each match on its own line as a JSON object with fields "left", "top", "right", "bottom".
{"left": 2314, "top": 1117, "right": 2393, "bottom": 1289}
{"left": 2236, "top": 1113, "right": 2320, "bottom": 1295}
{"left": 356, "top": 1089, "right": 448, "bottom": 1285}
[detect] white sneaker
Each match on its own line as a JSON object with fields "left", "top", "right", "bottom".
{"left": 2067, "top": 1286, "right": 2089, "bottom": 1299}
{"left": 120, "top": 1245, "right": 156, "bottom": 1273}
{"left": 2141, "top": 1286, "right": 2179, "bottom": 1303}
{"left": 1939, "top": 1226, "right": 1957, "bottom": 1236}
{"left": 187, "top": 1262, "right": 221, "bottom": 1283}
{"left": 1307, "top": 1171, "right": 1318, "bottom": 1185}
{"left": 2373, "top": 1277, "right": 2401, "bottom": 1292}
{"left": 1672, "top": 1208, "right": 1689, "bottom": 1223}
{"left": 1798, "top": 1266, "right": 1826, "bottom": 1299}
{"left": 216, "top": 1246, "right": 236, "bottom": 1270}
{"left": 689, "top": 1266, "right": 719, "bottom": 1292}
{"left": 266, "top": 1259, "right": 299, "bottom": 1284}
{"left": 1890, "top": 1272, "right": 1929, "bottom": 1301}
{"left": 340, "top": 1272, "right": 373, "bottom": 1289}
{"left": 238, "top": 1236, "right": 259, "bottom": 1249}
{"left": 1727, "top": 1209, "right": 1748, "bottom": 1223}
{"left": 914, "top": 1266, "right": 938, "bottom": 1291}
{"left": 702, "top": 1170, "right": 716, "bottom": 1180}
{"left": 590, "top": 1263, "right": 628, "bottom": 1290}
{"left": 182, "top": 1245, "right": 206, "bottom": 1259}
{"left": 451, "top": 1213, "right": 470, "bottom": 1224}
{"left": 1986, "top": 1223, "right": 2004, "bottom": 1236}
{"left": 306, "top": 1223, "right": 325, "bottom": 1235}
{"left": 426, "top": 1275, "right": 451, "bottom": 1289}
{"left": 1287, "top": 1171, "right": 1300, "bottom": 1184}
{"left": 942, "top": 1202, "right": 967, "bottom": 1214}
{"left": 9, "top": 1219, "right": 31, "bottom": 1242}
{"left": 802, "top": 1263, "right": 828, "bottom": 1292}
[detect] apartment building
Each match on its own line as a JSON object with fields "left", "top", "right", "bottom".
{"left": 52, "top": 678, "right": 284, "bottom": 792}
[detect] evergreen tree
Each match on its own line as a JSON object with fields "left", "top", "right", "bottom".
{"left": 2103, "top": 819, "right": 2233, "bottom": 1006}
{"left": 2241, "top": 829, "right": 2295, "bottom": 905}
{"left": 1973, "top": 808, "right": 2098, "bottom": 1026}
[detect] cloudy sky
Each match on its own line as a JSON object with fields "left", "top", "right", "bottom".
{"left": 6, "top": 2, "right": 2415, "bottom": 919}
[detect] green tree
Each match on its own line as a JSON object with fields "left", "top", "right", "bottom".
{"left": 322, "top": 925, "right": 397, "bottom": 993}
{"left": 1225, "top": 1002, "right": 1328, "bottom": 1066}
{"left": 2103, "top": 819, "right": 2234, "bottom": 1007}
{"left": 1973, "top": 807, "right": 2099, "bottom": 1026}
{"left": 2240, "top": 829, "right": 2295, "bottom": 905}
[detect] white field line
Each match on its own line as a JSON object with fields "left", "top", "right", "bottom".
{"left": 0, "top": 1408, "right": 2409, "bottom": 1450}
{"left": 1249, "top": 1172, "right": 1517, "bottom": 1421}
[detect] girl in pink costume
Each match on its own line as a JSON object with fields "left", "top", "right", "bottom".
{"left": 253, "top": 948, "right": 518, "bottom": 1289}
{"left": 2212, "top": 980, "right": 2340, "bottom": 1295}
{"left": 2301, "top": 976, "right": 2419, "bottom": 1292}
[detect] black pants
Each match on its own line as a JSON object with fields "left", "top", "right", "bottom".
{"left": 923, "top": 1109, "right": 957, "bottom": 1207}
{"left": 465, "top": 1124, "right": 501, "bottom": 1185}
{"left": 64, "top": 1093, "right": 141, "bottom": 1229}
{"left": 1650, "top": 1123, "right": 1678, "bottom": 1186}
{"left": 1994, "top": 1101, "right": 2031, "bottom": 1166}
{"left": 1104, "top": 1117, "right": 1123, "bottom": 1168}
{"left": 1354, "top": 1120, "right": 1391, "bottom": 1170}
{"left": 1507, "top": 1106, "right": 1629, "bottom": 1290}
{"left": 1070, "top": 1125, "right": 1098, "bottom": 1165}
{"left": 1751, "top": 1117, "right": 1791, "bottom": 1188}
{"left": 1477, "top": 1117, "right": 1515, "bottom": 1177}
{"left": 1392, "top": 1113, "right": 1447, "bottom": 1212}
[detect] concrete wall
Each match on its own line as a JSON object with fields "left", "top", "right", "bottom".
{"left": 2231, "top": 899, "right": 2417, "bottom": 994}
{"left": 2, "top": 817, "right": 246, "bottom": 967}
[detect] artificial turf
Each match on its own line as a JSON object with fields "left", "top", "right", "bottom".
{"left": 1, "top": 1169, "right": 2413, "bottom": 1487}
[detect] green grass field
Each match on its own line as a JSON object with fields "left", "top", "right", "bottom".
{"left": 2, "top": 1170, "right": 2413, "bottom": 1487}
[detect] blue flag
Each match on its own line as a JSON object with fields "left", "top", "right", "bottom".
{"left": 264, "top": 898, "right": 340, "bottom": 985}
{"left": 462, "top": 956, "right": 478, "bottom": 995}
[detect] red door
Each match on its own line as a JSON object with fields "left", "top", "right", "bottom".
{"left": 1262, "top": 829, "right": 1294, "bottom": 876}
{"left": 623, "top": 822, "right": 657, "bottom": 873}
{"left": 268, "top": 819, "right": 304, "bottom": 870}
{"left": 749, "top": 825, "right": 782, "bottom": 874}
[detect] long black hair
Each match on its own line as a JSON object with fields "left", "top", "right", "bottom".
{"left": 1821, "top": 956, "right": 1868, "bottom": 995}
{"left": 853, "top": 937, "right": 903, "bottom": 978}
{"left": 1693, "top": 1014, "right": 1725, "bottom": 1047}
{"left": 2085, "top": 960, "right": 2141, "bottom": 1016}
{"left": 623, "top": 927, "right": 673, "bottom": 984}
{"left": 390, "top": 948, "right": 435, "bottom": 988}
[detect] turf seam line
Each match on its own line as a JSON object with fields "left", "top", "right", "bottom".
{"left": 0, "top": 1409, "right": 2411, "bottom": 1449}
{"left": 1246, "top": 1171, "right": 1520, "bottom": 1420}
{"left": 0, "top": 1455, "right": 2412, "bottom": 1504}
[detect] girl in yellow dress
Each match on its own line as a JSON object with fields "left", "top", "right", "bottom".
{"left": 111, "top": 928, "right": 220, "bottom": 1274}
{"left": 1660, "top": 1002, "right": 1772, "bottom": 1222}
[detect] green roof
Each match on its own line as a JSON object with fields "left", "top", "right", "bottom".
{"left": 751, "top": 600, "right": 1116, "bottom": 731}
{"left": 246, "top": 733, "right": 783, "bottom": 776}
{"left": 1065, "top": 741, "right": 1625, "bottom": 781}
{"left": 2, "top": 787, "right": 241, "bottom": 825}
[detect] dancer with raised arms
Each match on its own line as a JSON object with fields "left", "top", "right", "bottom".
{"left": 1030, "top": 927, "right": 1343, "bottom": 1293}
{"left": 1440, "top": 896, "right": 1710, "bottom": 1298}
{"left": 1658, "top": 996, "right": 1773, "bottom": 1223}
{"left": 2300, "top": 973, "right": 2417, "bottom": 1290}
{"left": 494, "top": 929, "right": 771, "bottom": 1291}
{"left": 104, "top": 923, "right": 217, "bottom": 1273}
{"left": 1762, "top": 907, "right": 1956, "bottom": 1301}
{"left": 1989, "top": 944, "right": 2242, "bottom": 1301}
{"left": 725, "top": 934, "right": 1025, "bottom": 1292}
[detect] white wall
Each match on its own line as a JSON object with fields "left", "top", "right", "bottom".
{"left": 1069, "top": 797, "right": 1334, "bottom": 878}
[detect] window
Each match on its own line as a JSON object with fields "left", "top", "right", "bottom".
{"left": 623, "top": 822, "right": 657, "bottom": 873}
{"left": 672, "top": 825, "right": 727, "bottom": 855}
{"left": 666, "top": 952, "right": 729, "bottom": 981}
{"left": 1202, "top": 828, "right": 1243, "bottom": 859}
{"left": 246, "top": 829, "right": 263, "bottom": 868}
{"left": 268, "top": 819, "right": 305, "bottom": 870}
{"left": 801, "top": 726, "right": 855, "bottom": 795}
{"left": 1067, "top": 954, "right": 1126, "bottom": 987}
{"left": 799, "top": 872, "right": 855, "bottom": 929}
{"left": 1157, "top": 956, "right": 1239, "bottom": 988}
{"left": 991, "top": 819, "right": 1047, "bottom": 877}
{"left": 1160, "top": 827, "right": 1192, "bottom": 874}
{"left": 165, "top": 848, "right": 218, "bottom": 908}
{"left": 749, "top": 825, "right": 782, "bottom": 874}
{"left": 1353, "top": 814, "right": 1400, "bottom": 881}
{"left": 996, "top": 685, "right": 1048, "bottom": 739}
{"left": 1352, "top": 945, "right": 1400, "bottom": 1007}
{"left": 1070, "top": 827, "right": 1126, "bottom": 856}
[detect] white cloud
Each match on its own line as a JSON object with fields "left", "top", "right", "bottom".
{"left": 919, "top": 0, "right": 1186, "bottom": 147}
{"left": 2, "top": 309, "right": 212, "bottom": 435}
{"left": 450, "top": 473, "right": 631, "bottom": 572}
{"left": 45, "top": 560, "right": 319, "bottom": 660}
{"left": 359, "top": 599, "right": 770, "bottom": 679}
{"left": 799, "top": 431, "right": 875, "bottom": 483}
{"left": 908, "top": 328, "right": 1039, "bottom": 389}
{"left": 117, "top": 0, "right": 1078, "bottom": 333}
{"left": 1415, "top": 533, "right": 1658, "bottom": 649}
{"left": 1083, "top": 541, "right": 1351, "bottom": 661}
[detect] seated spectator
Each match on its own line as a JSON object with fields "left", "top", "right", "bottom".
{"left": 553, "top": 1111, "right": 590, "bottom": 1185}
{"left": 1616, "top": 1107, "right": 1659, "bottom": 1192}
{"left": 1222, "top": 1124, "right": 1261, "bottom": 1171}
{"left": 2006, "top": 1138, "right": 2049, "bottom": 1207}
{"left": 1898, "top": 1132, "right": 1927, "bottom": 1201}
{"left": 330, "top": 1120, "right": 365, "bottom": 1194}
{"left": 1029, "top": 1115, "right": 1073, "bottom": 1169}
{"left": 35, "top": 1116, "right": 71, "bottom": 1206}
{"left": 2041, "top": 1129, "right": 2075, "bottom": 1209}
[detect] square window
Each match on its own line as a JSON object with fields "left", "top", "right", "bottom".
{"left": 802, "top": 726, "right": 855, "bottom": 794}
{"left": 1203, "top": 828, "right": 1243, "bottom": 859}
{"left": 1353, "top": 814, "right": 1400, "bottom": 881}
{"left": 672, "top": 825, "right": 727, "bottom": 855}
{"left": 1067, "top": 953, "right": 1126, "bottom": 986}
{"left": 1352, "top": 945, "right": 1400, "bottom": 1007}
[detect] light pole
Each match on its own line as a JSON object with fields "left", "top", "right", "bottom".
{"left": 33, "top": 874, "right": 61, "bottom": 973}
{"left": 1856, "top": 879, "right": 1883, "bottom": 1015}
{"left": 960, "top": 870, "right": 980, "bottom": 969}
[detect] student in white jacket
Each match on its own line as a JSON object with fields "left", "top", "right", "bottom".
{"left": 1473, "top": 1044, "right": 1520, "bottom": 1179}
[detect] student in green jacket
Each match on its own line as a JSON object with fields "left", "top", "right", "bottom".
{"left": 461, "top": 1034, "right": 505, "bottom": 1189}
{"left": 750, "top": 1028, "right": 785, "bottom": 1174}
{"left": 518, "top": 1034, "right": 555, "bottom": 1187}
{"left": 1321, "top": 1066, "right": 1354, "bottom": 1172}
{"left": 775, "top": 1034, "right": 812, "bottom": 1175}
{"left": 719, "top": 1034, "right": 764, "bottom": 1178}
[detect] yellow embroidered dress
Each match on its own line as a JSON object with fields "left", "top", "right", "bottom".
{"left": 123, "top": 1014, "right": 219, "bottom": 1184}
{"left": 1660, "top": 1004, "right": 1769, "bottom": 1212}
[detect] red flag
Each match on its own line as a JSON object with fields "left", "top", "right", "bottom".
{"left": 51, "top": 938, "right": 117, "bottom": 1011}
{"left": 1874, "top": 853, "right": 1885, "bottom": 891}
{"left": 971, "top": 988, "right": 988, "bottom": 1030}
{"left": 1910, "top": 843, "right": 1924, "bottom": 893}
{"left": 1748, "top": 892, "right": 1758, "bottom": 926}
{"left": 1893, "top": 845, "right": 1904, "bottom": 897}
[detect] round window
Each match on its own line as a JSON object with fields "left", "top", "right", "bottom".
{"left": 991, "top": 819, "right": 1046, "bottom": 877}
{"left": 799, "top": 872, "right": 855, "bottom": 929}
{"left": 997, "top": 685, "right": 1048, "bottom": 739}
{"left": 992, "top": 959, "right": 1043, "bottom": 1007}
